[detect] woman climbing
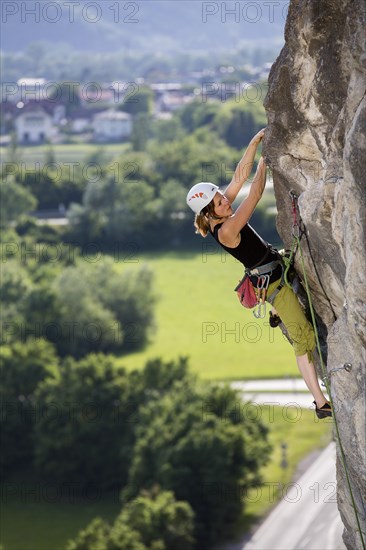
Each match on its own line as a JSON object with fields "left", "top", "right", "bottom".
{"left": 186, "top": 129, "right": 332, "bottom": 419}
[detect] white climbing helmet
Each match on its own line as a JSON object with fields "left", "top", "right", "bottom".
{"left": 186, "top": 182, "right": 219, "bottom": 214}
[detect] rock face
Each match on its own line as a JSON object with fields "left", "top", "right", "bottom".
{"left": 263, "top": 1, "right": 366, "bottom": 548}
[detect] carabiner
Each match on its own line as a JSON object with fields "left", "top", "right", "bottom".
{"left": 253, "top": 301, "right": 267, "bottom": 319}
{"left": 257, "top": 275, "right": 270, "bottom": 290}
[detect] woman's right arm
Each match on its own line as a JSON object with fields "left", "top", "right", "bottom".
{"left": 219, "top": 157, "right": 267, "bottom": 246}
{"left": 224, "top": 128, "right": 265, "bottom": 204}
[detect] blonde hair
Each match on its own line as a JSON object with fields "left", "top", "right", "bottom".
{"left": 194, "top": 201, "right": 217, "bottom": 237}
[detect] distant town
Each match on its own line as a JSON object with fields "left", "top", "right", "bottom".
{"left": 0, "top": 62, "right": 271, "bottom": 147}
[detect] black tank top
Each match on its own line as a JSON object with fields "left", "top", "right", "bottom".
{"left": 210, "top": 223, "right": 282, "bottom": 284}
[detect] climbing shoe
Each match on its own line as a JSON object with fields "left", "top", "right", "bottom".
{"left": 313, "top": 401, "right": 332, "bottom": 419}
{"left": 269, "top": 311, "right": 281, "bottom": 328}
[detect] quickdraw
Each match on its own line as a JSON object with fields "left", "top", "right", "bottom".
{"left": 283, "top": 190, "right": 305, "bottom": 288}
{"left": 253, "top": 274, "right": 270, "bottom": 318}
{"left": 289, "top": 189, "right": 304, "bottom": 239}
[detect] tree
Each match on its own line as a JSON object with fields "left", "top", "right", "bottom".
{"left": 111, "top": 489, "right": 195, "bottom": 550}
{"left": 65, "top": 517, "right": 111, "bottom": 550}
{"left": 0, "top": 250, "right": 156, "bottom": 359}
{"left": 131, "top": 113, "right": 152, "bottom": 151}
{"left": 33, "top": 354, "right": 137, "bottom": 490}
{"left": 32, "top": 357, "right": 191, "bottom": 491}
{"left": 222, "top": 107, "right": 256, "bottom": 149}
{"left": 0, "top": 339, "right": 58, "bottom": 472}
{"left": 22, "top": 267, "right": 62, "bottom": 341}
{"left": 123, "top": 381, "right": 271, "bottom": 547}
{"left": 52, "top": 258, "right": 156, "bottom": 357}
{"left": 54, "top": 265, "right": 122, "bottom": 357}
{"left": 119, "top": 87, "right": 154, "bottom": 116}
{"left": 68, "top": 174, "right": 160, "bottom": 245}
{"left": 212, "top": 100, "right": 266, "bottom": 149}
{"left": 20, "top": 163, "right": 85, "bottom": 210}
{"left": 179, "top": 101, "right": 221, "bottom": 133}
{"left": 66, "top": 138, "right": 236, "bottom": 248}
{"left": 151, "top": 117, "right": 185, "bottom": 143}
{"left": 66, "top": 489, "right": 195, "bottom": 550}
{"left": 193, "top": 102, "right": 221, "bottom": 128}
{"left": 0, "top": 177, "right": 37, "bottom": 228}
{"left": 140, "top": 357, "right": 191, "bottom": 394}
{"left": 0, "top": 259, "right": 34, "bottom": 344}
{"left": 157, "top": 179, "right": 187, "bottom": 217}
{"left": 87, "top": 259, "right": 157, "bottom": 352}
{"left": 149, "top": 131, "right": 237, "bottom": 188}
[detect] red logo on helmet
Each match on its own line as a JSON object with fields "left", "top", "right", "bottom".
{"left": 189, "top": 192, "right": 208, "bottom": 201}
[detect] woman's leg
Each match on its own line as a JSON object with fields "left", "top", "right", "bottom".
{"left": 269, "top": 282, "right": 329, "bottom": 406}
{"left": 296, "top": 354, "right": 328, "bottom": 408}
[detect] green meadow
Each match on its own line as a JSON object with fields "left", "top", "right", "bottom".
{"left": 0, "top": 143, "right": 129, "bottom": 165}
{"left": 116, "top": 251, "right": 297, "bottom": 381}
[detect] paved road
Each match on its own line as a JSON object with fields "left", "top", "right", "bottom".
{"left": 231, "top": 379, "right": 309, "bottom": 392}
{"left": 240, "top": 443, "right": 345, "bottom": 550}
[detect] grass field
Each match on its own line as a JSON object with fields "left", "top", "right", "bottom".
{"left": 116, "top": 251, "right": 297, "bottom": 380}
{"left": 1, "top": 482, "right": 121, "bottom": 550}
{"left": 0, "top": 143, "right": 129, "bottom": 165}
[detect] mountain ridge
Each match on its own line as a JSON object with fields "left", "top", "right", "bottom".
{"left": 1, "top": 0, "right": 285, "bottom": 53}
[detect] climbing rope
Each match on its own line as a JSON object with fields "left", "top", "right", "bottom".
{"left": 288, "top": 191, "right": 366, "bottom": 550}
{"left": 287, "top": 191, "right": 337, "bottom": 320}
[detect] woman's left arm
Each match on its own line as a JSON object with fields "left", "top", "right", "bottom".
{"left": 224, "top": 128, "right": 265, "bottom": 204}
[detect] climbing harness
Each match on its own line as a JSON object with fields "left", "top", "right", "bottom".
{"left": 250, "top": 256, "right": 284, "bottom": 318}
{"left": 235, "top": 249, "right": 283, "bottom": 317}
{"left": 288, "top": 191, "right": 365, "bottom": 550}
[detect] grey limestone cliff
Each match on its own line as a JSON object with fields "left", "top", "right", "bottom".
{"left": 263, "top": 0, "right": 366, "bottom": 548}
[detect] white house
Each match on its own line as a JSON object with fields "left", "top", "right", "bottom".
{"left": 92, "top": 110, "right": 132, "bottom": 142}
{"left": 14, "top": 104, "right": 56, "bottom": 144}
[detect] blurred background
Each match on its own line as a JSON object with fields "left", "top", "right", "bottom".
{"left": 0, "top": 2, "right": 333, "bottom": 549}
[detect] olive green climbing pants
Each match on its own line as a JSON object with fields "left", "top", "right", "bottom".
{"left": 266, "top": 278, "right": 316, "bottom": 358}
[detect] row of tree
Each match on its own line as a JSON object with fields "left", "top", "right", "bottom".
{"left": 3, "top": 40, "right": 275, "bottom": 83}
{"left": 3, "top": 96, "right": 276, "bottom": 249}
{"left": 1, "top": 343, "right": 272, "bottom": 548}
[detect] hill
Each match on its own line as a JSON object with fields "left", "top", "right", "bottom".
{"left": 1, "top": 0, "right": 285, "bottom": 53}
